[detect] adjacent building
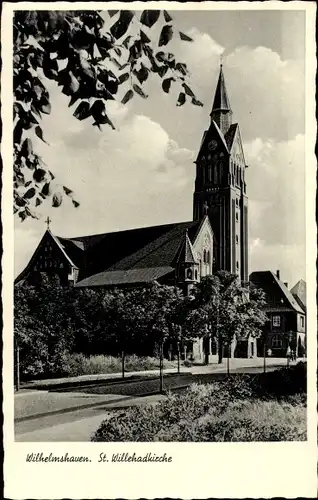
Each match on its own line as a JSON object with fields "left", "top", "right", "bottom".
{"left": 250, "top": 270, "right": 306, "bottom": 357}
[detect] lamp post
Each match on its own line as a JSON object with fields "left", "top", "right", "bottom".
{"left": 15, "top": 337, "right": 20, "bottom": 392}
{"left": 263, "top": 331, "right": 267, "bottom": 374}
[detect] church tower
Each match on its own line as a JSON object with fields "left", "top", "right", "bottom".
{"left": 193, "top": 64, "right": 249, "bottom": 282}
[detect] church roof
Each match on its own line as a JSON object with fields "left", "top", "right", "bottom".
{"left": 54, "top": 219, "right": 203, "bottom": 287}
{"left": 225, "top": 123, "right": 238, "bottom": 150}
{"left": 75, "top": 266, "right": 175, "bottom": 288}
{"left": 211, "top": 65, "right": 232, "bottom": 113}
{"left": 250, "top": 271, "right": 304, "bottom": 314}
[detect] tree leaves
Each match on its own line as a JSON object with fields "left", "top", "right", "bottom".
{"left": 133, "top": 84, "right": 148, "bottom": 99}
{"left": 118, "top": 72, "right": 130, "bottom": 84}
{"left": 159, "top": 25, "right": 173, "bottom": 47}
{"left": 73, "top": 101, "right": 91, "bottom": 120}
{"left": 21, "top": 138, "right": 33, "bottom": 157}
{"left": 13, "top": 121, "right": 23, "bottom": 144}
{"left": 140, "top": 30, "right": 151, "bottom": 44}
{"left": 42, "top": 54, "right": 59, "bottom": 80}
{"left": 91, "top": 99, "right": 115, "bottom": 129}
{"left": 33, "top": 168, "right": 47, "bottom": 183}
{"left": 122, "top": 89, "right": 134, "bottom": 104}
{"left": 134, "top": 63, "right": 149, "bottom": 84}
{"left": 177, "top": 92, "right": 186, "bottom": 106}
{"left": 35, "top": 125, "right": 47, "bottom": 143}
{"left": 72, "top": 199, "right": 80, "bottom": 208}
{"left": 63, "top": 186, "right": 73, "bottom": 196}
{"left": 40, "top": 98, "right": 51, "bottom": 115}
{"left": 192, "top": 97, "right": 204, "bottom": 107}
{"left": 163, "top": 11, "right": 173, "bottom": 23}
{"left": 52, "top": 192, "right": 62, "bottom": 207}
{"left": 176, "top": 62, "right": 188, "bottom": 76}
{"left": 108, "top": 10, "right": 119, "bottom": 18}
{"left": 110, "top": 10, "right": 134, "bottom": 40}
{"left": 140, "top": 10, "right": 160, "bottom": 28}
{"left": 13, "top": 9, "right": 203, "bottom": 220}
{"left": 182, "top": 83, "right": 195, "bottom": 97}
{"left": 24, "top": 187, "right": 36, "bottom": 199}
{"left": 162, "top": 77, "right": 175, "bottom": 93}
{"left": 179, "top": 31, "right": 193, "bottom": 42}
{"left": 41, "top": 182, "right": 50, "bottom": 196}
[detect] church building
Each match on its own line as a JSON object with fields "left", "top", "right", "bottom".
{"left": 16, "top": 64, "right": 248, "bottom": 295}
{"left": 15, "top": 63, "right": 308, "bottom": 361}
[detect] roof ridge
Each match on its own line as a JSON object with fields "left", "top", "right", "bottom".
{"left": 59, "top": 219, "right": 194, "bottom": 243}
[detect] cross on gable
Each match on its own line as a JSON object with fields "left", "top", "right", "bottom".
{"left": 45, "top": 216, "right": 52, "bottom": 231}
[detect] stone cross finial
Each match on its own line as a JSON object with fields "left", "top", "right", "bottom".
{"left": 45, "top": 216, "right": 51, "bottom": 231}
{"left": 203, "top": 201, "right": 209, "bottom": 216}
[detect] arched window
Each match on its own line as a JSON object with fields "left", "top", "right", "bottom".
{"left": 194, "top": 269, "right": 198, "bottom": 280}
{"left": 203, "top": 250, "right": 207, "bottom": 263}
{"left": 207, "top": 251, "right": 210, "bottom": 264}
{"left": 186, "top": 268, "right": 193, "bottom": 280}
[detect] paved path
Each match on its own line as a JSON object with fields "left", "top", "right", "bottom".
{"left": 20, "top": 356, "right": 290, "bottom": 390}
{"left": 15, "top": 394, "right": 164, "bottom": 442}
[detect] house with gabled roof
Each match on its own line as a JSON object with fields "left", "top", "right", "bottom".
{"left": 250, "top": 270, "right": 306, "bottom": 358}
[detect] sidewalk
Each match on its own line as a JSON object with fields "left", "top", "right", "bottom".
{"left": 20, "top": 356, "right": 291, "bottom": 391}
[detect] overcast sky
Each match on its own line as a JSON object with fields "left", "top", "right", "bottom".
{"left": 14, "top": 8, "right": 306, "bottom": 288}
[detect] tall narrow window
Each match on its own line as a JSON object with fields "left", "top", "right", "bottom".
{"left": 203, "top": 250, "right": 207, "bottom": 263}
{"left": 214, "top": 163, "right": 218, "bottom": 184}
{"left": 207, "top": 251, "right": 210, "bottom": 264}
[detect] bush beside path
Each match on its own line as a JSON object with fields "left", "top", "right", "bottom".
{"left": 92, "top": 363, "right": 307, "bottom": 442}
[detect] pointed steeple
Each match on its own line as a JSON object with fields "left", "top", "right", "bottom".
{"left": 210, "top": 63, "right": 232, "bottom": 135}
{"left": 174, "top": 230, "right": 197, "bottom": 265}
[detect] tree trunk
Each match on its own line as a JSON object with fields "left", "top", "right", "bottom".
{"left": 218, "top": 341, "right": 223, "bottom": 364}
{"left": 227, "top": 348, "right": 230, "bottom": 376}
{"left": 263, "top": 337, "right": 266, "bottom": 374}
{"left": 204, "top": 335, "right": 209, "bottom": 365}
{"left": 177, "top": 342, "right": 180, "bottom": 374}
{"left": 227, "top": 336, "right": 231, "bottom": 375}
{"left": 121, "top": 349, "right": 125, "bottom": 379}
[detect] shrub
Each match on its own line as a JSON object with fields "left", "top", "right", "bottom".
{"left": 199, "top": 400, "right": 306, "bottom": 442}
{"left": 183, "top": 359, "right": 193, "bottom": 368}
{"left": 58, "top": 353, "right": 176, "bottom": 378}
{"left": 250, "top": 362, "right": 307, "bottom": 399}
{"left": 92, "top": 379, "right": 307, "bottom": 442}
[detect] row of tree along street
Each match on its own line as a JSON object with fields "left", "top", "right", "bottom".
{"left": 14, "top": 270, "right": 267, "bottom": 382}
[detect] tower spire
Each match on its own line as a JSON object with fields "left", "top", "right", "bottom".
{"left": 210, "top": 62, "right": 232, "bottom": 134}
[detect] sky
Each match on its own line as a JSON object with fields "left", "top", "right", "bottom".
{"left": 14, "top": 8, "right": 306, "bottom": 288}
